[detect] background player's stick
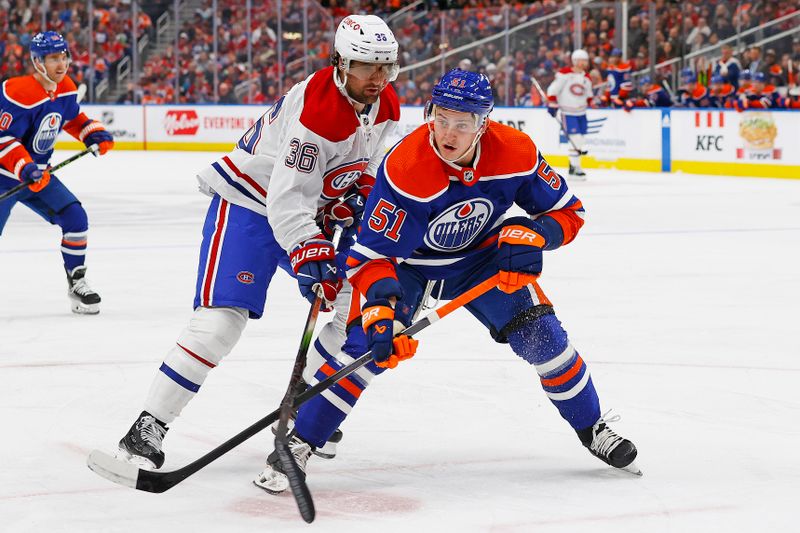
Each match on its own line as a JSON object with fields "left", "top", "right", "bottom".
{"left": 275, "top": 225, "right": 343, "bottom": 524}
{"left": 0, "top": 144, "right": 99, "bottom": 202}
{"left": 87, "top": 273, "right": 500, "bottom": 494}
{"left": 529, "top": 75, "right": 589, "bottom": 155}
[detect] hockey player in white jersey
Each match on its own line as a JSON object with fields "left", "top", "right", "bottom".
{"left": 547, "top": 49, "right": 593, "bottom": 178}
{"left": 116, "top": 14, "right": 400, "bottom": 475}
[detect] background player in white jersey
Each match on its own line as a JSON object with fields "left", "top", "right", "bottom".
{"left": 115, "top": 15, "right": 401, "bottom": 476}
{"left": 547, "top": 49, "right": 593, "bottom": 178}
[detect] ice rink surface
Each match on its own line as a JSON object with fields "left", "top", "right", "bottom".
{"left": 1, "top": 150, "right": 798, "bottom": 532}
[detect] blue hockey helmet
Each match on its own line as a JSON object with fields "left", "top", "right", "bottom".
{"left": 740, "top": 69, "right": 751, "bottom": 81}
{"left": 610, "top": 48, "right": 622, "bottom": 57}
{"left": 752, "top": 71, "right": 766, "bottom": 83}
{"left": 680, "top": 67, "right": 696, "bottom": 83}
{"left": 639, "top": 75, "right": 652, "bottom": 86}
{"left": 30, "top": 31, "right": 71, "bottom": 62}
{"left": 428, "top": 68, "right": 494, "bottom": 119}
{"left": 710, "top": 74, "right": 724, "bottom": 84}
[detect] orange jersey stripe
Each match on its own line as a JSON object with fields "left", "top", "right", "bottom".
{"left": 540, "top": 356, "right": 584, "bottom": 387}
{"left": 545, "top": 202, "right": 584, "bottom": 246}
{"left": 349, "top": 258, "right": 398, "bottom": 297}
{"left": 319, "top": 363, "right": 362, "bottom": 399}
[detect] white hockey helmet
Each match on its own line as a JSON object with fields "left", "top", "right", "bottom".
{"left": 571, "top": 49, "right": 589, "bottom": 63}
{"left": 334, "top": 14, "right": 399, "bottom": 82}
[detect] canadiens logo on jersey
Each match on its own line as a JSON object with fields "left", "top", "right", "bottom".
{"left": 33, "top": 112, "right": 62, "bottom": 154}
{"left": 237, "top": 271, "right": 255, "bottom": 284}
{"left": 569, "top": 83, "right": 587, "bottom": 96}
{"left": 321, "top": 159, "right": 368, "bottom": 199}
{"left": 424, "top": 199, "right": 493, "bottom": 252}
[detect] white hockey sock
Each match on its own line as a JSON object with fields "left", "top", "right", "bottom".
{"left": 569, "top": 134, "right": 585, "bottom": 169}
{"left": 144, "top": 306, "right": 248, "bottom": 423}
{"left": 303, "top": 283, "right": 352, "bottom": 383}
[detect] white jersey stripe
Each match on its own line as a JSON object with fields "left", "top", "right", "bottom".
{"left": 545, "top": 371, "right": 590, "bottom": 401}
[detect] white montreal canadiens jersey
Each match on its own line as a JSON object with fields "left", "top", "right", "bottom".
{"left": 546, "top": 67, "right": 593, "bottom": 115}
{"left": 196, "top": 66, "right": 399, "bottom": 251}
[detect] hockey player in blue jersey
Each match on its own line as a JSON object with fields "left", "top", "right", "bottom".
{"left": 255, "top": 69, "right": 640, "bottom": 493}
{"left": 0, "top": 31, "right": 115, "bottom": 314}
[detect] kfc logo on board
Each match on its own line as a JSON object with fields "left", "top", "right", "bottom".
{"left": 164, "top": 110, "right": 200, "bottom": 135}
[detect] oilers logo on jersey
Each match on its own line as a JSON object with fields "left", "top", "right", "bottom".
{"left": 424, "top": 198, "right": 493, "bottom": 252}
{"left": 33, "top": 112, "right": 62, "bottom": 154}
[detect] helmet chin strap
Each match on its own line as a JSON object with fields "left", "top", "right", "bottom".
{"left": 32, "top": 55, "right": 69, "bottom": 87}
{"left": 426, "top": 119, "right": 486, "bottom": 166}
{"left": 333, "top": 62, "right": 386, "bottom": 108}
{"left": 33, "top": 58, "right": 57, "bottom": 86}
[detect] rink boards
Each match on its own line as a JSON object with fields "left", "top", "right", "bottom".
{"left": 55, "top": 104, "right": 800, "bottom": 179}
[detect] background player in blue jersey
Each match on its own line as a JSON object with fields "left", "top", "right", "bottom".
{"left": 0, "top": 32, "right": 114, "bottom": 314}
{"left": 256, "top": 69, "right": 640, "bottom": 494}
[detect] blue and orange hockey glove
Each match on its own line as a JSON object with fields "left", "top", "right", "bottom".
{"left": 362, "top": 277, "right": 417, "bottom": 369}
{"left": 19, "top": 162, "right": 50, "bottom": 192}
{"left": 290, "top": 234, "right": 342, "bottom": 310}
{"left": 496, "top": 216, "right": 546, "bottom": 294}
{"left": 84, "top": 128, "right": 114, "bottom": 155}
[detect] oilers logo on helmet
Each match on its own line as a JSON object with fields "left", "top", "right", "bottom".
{"left": 424, "top": 199, "right": 493, "bottom": 252}
{"left": 32, "top": 112, "right": 62, "bottom": 154}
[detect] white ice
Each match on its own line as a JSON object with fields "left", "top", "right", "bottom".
{"left": 1, "top": 150, "right": 798, "bottom": 533}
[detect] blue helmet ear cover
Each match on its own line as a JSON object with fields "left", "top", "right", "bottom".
{"left": 430, "top": 68, "right": 494, "bottom": 118}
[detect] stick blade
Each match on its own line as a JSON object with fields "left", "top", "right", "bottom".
{"left": 275, "top": 439, "right": 316, "bottom": 523}
{"left": 87, "top": 449, "right": 140, "bottom": 489}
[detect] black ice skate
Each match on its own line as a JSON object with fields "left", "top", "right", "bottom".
{"left": 568, "top": 163, "right": 587, "bottom": 180}
{"left": 577, "top": 414, "right": 641, "bottom": 475}
{"left": 270, "top": 419, "right": 342, "bottom": 459}
{"left": 117, "top": 411, "right": 169, "bottom": 470}
{"left": 274, "top": 377, "right": 344, "bottom": 459}
{"left": 66, "top": 266, "right": 101, "bottom": 314}
{"left": 313, "top": 428, "right": 343, "bottom": 459}
{"left": 254, "top": 432, "right": 315, "bottom": 494}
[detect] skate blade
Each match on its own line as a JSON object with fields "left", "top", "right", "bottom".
{"left": 115, "top": 447, "right": 158, "bottom": 471}
{"left": 312, "top": 441, "right": 337, "bottom": 460}
{"left": 253, "top": 472, "right": 289, "bottom": 495}
{"left": 620, "top": 460, "right": 643, "bottom": 476}
{"left": 71, "top": 301, "right": 100, "bottom": 315}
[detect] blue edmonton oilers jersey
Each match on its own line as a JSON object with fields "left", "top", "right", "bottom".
{"left": 347, "top": 122, "right": 584, "bottom": 280}
{"left": 0, "top": 75, "right": 80, "bottom": 170}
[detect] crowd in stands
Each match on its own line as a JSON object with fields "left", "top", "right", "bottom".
{"left": 0, "top": 0, "right": 155, "bottom": 96}
{"left": 1, "top": 0, "right": 798, "bottom": 108}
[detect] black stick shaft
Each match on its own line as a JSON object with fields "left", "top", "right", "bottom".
{"left": 0, "top": 145, "right": 97, "bottom": 202}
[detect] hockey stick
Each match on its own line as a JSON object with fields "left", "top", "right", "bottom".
{"left": 275, "top": 225, "right": 343, "bottom": 523}
{"left": 529, "top": 75, "right": 588, "bottom": 156}
{"left": 87, "top": 273, "right": 500, "bottom": 494}
{"left": 0, "top": 144, "right": 99, "bottom": 202}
